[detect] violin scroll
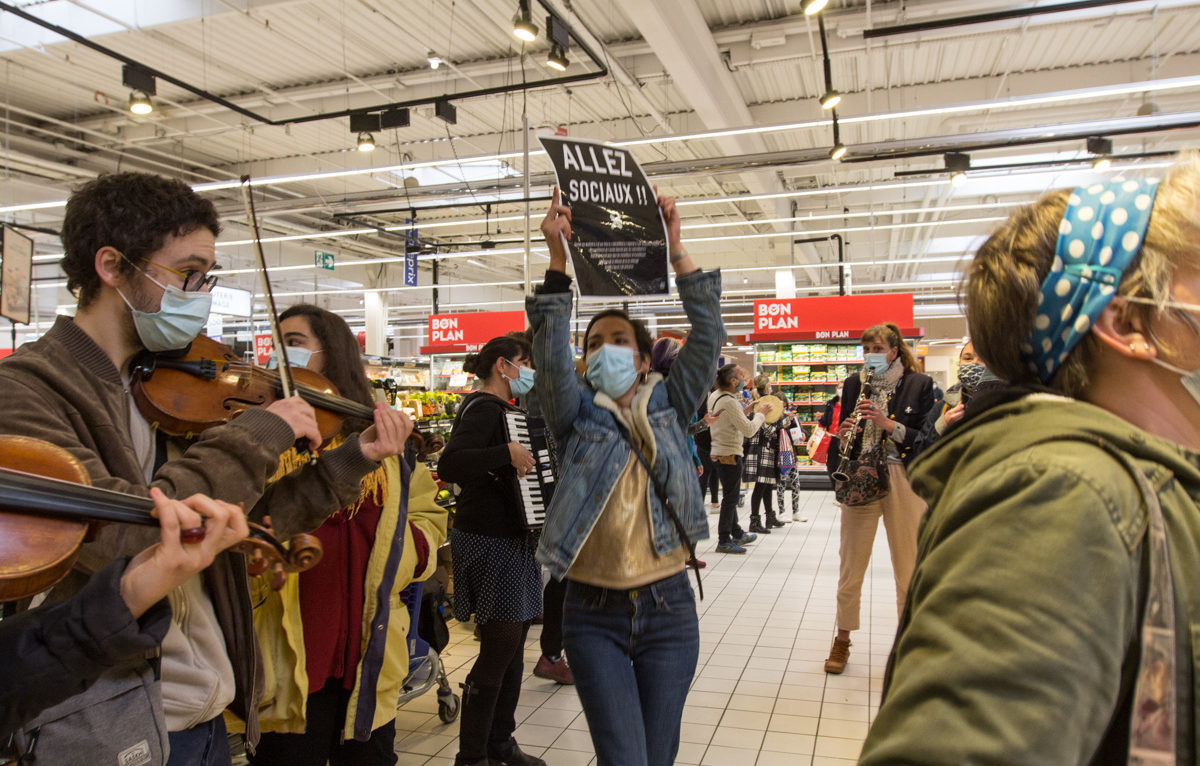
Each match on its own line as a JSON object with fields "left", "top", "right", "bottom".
{"left": 236, "top": 523, "right": 323, "bottom": 590}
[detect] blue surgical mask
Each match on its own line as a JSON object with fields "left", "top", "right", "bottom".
{"left": 503, "top": 357, "right": 535, "bottom": 397}
{"left": 585, "top": 344, "right": 639, "bottom": 398}
{"left": 117, "top": 279, "right": 212, "bottom": 353}
{"left": 864, "top": 353, "right": 889, "bottom": 374}
{"left": 266, "top": 346, "right": 320, "bottom": 370}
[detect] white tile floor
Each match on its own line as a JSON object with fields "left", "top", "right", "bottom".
{"left": 395, "top": 489, "right": 901, "bottom": 766}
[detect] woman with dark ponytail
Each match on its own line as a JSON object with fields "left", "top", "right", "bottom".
{"left": 437, "top": 334, "right": 544, "bottom": 766}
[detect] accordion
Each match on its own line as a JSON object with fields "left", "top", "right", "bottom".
{"left": 502, "top": 411, "right": 556, "bottom": 529}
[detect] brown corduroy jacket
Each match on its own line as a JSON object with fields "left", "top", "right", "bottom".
{"left": 0, "top": 316, "right": 379, "bottom": 747}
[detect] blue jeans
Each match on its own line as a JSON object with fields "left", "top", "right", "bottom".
{"left": 166, "top": 716, "right": 232, "bottom": 766}
{"left": 563, "top": 571, "right": 700, "bottom": 766}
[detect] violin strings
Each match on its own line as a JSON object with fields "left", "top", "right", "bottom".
{"left": 216, "top": 363, "right": 375, "bottom": 419}
{"left": 0, "top": 467, "right": 157, "bottom": 526}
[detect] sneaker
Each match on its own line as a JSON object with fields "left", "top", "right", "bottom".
{"left": 824, "top": 638, "right": 852, "bottom": 674}
{"left": 736, "top": 532, "right": 758, "bottom": 545}
{"left": 767, "top": 519, "right": 786, "bottom": 528}
{"left": 793, "top": 513, "right": 809, "bottom": 522}
{"left": 710, "top": 501, "right": 720, "bottom": 509}
{"left": 748, "top": 522, "right": 771, "bottom": 534}
{"left": 715, "top": 541, "right": 747, "bottom": 554}
{"left": 687, "top": 557, "right": 708, "bottom": 569}
{"left": 533, "top": 655, "right": 574, "bottom": 685}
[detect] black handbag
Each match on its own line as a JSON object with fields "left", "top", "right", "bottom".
{"left": 833, "top": 445, "right": 891, "bottom": 507}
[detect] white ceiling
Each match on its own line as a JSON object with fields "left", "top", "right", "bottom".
{"left": 2, "top": 0, "right": 1199, "bottom": 350}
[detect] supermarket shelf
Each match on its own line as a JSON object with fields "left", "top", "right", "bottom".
{"left": 776, "top": 380, "right": 842, "bottom": 385}
{"left": 758, "top": 360, "right": 860, "bottom": 366}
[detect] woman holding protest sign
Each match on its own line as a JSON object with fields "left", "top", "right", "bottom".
{"left": 527, "top": 187, "right": 723, "bottom": 766}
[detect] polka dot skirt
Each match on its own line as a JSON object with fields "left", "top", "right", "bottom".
{"left": 450, "top": 528, "right": 543, "bottom": 625}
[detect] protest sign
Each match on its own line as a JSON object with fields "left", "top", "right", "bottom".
{"left": 537, "top": 136, "right": 668, "bottom": 298}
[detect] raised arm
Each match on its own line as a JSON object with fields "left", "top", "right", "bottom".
{"left": 526, "top": 187, "right": 584, "bottom": 442}
{"left": 658, "top": 194, "right": 727, "bottom": 423}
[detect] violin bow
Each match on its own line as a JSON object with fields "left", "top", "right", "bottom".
{"left": 239, "top": 176, "right": 295, "bottom": 399}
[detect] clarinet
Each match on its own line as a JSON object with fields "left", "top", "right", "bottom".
{"left": 831, "top": 370, "right": 875, "bottom": 483}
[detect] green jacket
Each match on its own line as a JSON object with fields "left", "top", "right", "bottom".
{"left": 860, "top": 391, "right": 1200, "bottom": 765}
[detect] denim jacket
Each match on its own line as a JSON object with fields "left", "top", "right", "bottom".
{"left": 526, "top": 269, "right": 726, "bottom": 579}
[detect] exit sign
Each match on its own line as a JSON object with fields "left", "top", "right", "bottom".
{"left": 315, "top": 250, "right": 335, "bottom": 271}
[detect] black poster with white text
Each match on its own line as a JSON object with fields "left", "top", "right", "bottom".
{"left": 538, "top": 136, "right": 668, "bottom": 298}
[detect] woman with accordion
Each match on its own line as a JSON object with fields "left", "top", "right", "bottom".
{"left": 437, "top": 334, "right": 544, "bottom": 766}
{"left": 824, "top": 322, "right": 934, "bottom": 675}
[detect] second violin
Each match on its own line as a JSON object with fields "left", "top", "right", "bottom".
{"left": 129, "top": 334, "right": 375, "bottom": 441}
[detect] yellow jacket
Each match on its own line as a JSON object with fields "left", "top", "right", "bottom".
{"left": 229, "top": 458, "right": 448, "bottom": 741}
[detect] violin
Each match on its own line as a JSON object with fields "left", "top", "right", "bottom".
{"left": 0, "top": 435, "right": 323, "bottom": 602}
{"left": 130, "top": 334, "right": 376, "bottom": 441}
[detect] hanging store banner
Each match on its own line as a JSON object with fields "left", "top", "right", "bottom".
{"left": 404, "top": 253, "right": 418, "bottom": 287}
{"left": 537, "top": 135, "right": 668, "bottom": 299}
{"left": 421, "top": 310, "right": 526, "bottom": 355}
{"left": 749, "top": 294, "right": 916, "bottom": 340}
{"left": 404, "top": 218, "right": 419, "bottom": 287}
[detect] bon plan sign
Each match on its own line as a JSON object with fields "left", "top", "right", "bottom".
{"left": 750, "top": 294, "right": 917, "bottom": 340}
{"left": 421, "top": 310, "right": 526, "bottom": 355}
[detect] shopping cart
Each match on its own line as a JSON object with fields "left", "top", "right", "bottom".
{"left": 397, "top": 580, "right": 459, "bottom": 724}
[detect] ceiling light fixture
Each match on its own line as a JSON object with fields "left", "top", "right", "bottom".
{"left": 820, "top": 90, "right": 841, "bottom": 110}
{"left": 1087, "top": 136, "right": 1114, "bottom": 170}
{"left": 802, "top": 0, "right": 829, "bottom": 15}
{"left": 545, "top": 15, "right": 571, "bottom": 71}
{"left": 427, "top": 51, "right": 442, "bottom": 70}
{"left": 512, "top": 0, "right": 538, "bottom": 41}
{"left": 944, "top": 152, "right": 971, "bottom": 185}
{"left": 122, "top": 64, "right": 157, "bottom": 116}
{"left": 546, "top": 42, "right": 568, "bottom": 71}
{"left": 829, "top": 109, "right": 846, "bottom": 161}
{"left": 357, "top": 132, "right": 376, "bottom": 152}
{"left": 128, "top": 91, "right": 154, "bottom": 116}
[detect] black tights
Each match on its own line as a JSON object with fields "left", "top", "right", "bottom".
{"left": 469, "top": 621, "right": 529, "bottom": 687}
{"left": 750, "top": 483, "right": 775, "bottom": 523}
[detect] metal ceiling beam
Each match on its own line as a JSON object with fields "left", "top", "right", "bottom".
{"left": 0, "top": 0, "right": 608, "bottom": 127}
{"left": 613, "top": 0, "right": 804, "bottom": 270}
{"left": 864, "top": 0, "right": 1147, "bottom": 39}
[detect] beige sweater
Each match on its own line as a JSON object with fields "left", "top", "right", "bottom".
{"left": 707, "top": 389, "right": 764, "bottom": 457}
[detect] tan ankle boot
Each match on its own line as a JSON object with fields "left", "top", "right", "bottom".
{"left": 824, "top": 638, "right": 851, "bottom": 674}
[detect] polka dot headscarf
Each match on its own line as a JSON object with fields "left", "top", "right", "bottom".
{"left": 1023, "top": 177, "right": 1160, "bottom": 382}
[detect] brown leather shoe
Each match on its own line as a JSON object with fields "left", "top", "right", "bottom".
{"left": 533, "top": 655, "right": 575, "bottom": 685}
{"left": 824, "top": 638, "right": 851, "bottom": 674}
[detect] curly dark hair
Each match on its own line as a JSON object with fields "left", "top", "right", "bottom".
{"left": 61, "top": 173, "right": 221, "bottom": 307}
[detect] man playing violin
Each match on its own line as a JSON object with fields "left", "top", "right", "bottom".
{"left": 0, "top": 172, "right": 412, "bottom": 765}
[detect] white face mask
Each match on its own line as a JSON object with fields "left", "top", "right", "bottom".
{"left": 266, "top": 346, "right": 321, "bottom": 370}
{"left": 1123, "top": 295, "right": 1200, "bottom": 406}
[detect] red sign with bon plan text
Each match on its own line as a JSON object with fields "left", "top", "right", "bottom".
{"left": 749, "top": 294, "right": 916, "bottom": 340}
{"left": 421, "top": 310, "right": 527, "bottom": 354}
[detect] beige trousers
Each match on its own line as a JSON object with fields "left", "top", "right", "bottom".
{"left": 835, "top": 462, "right": 927, "bottom": 631}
